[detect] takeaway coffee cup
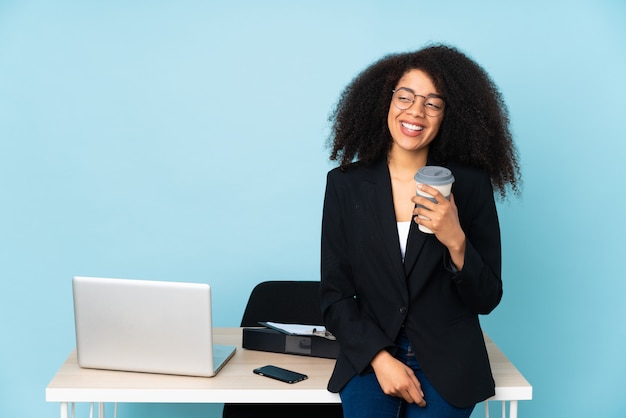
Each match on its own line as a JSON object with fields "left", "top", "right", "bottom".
{"left": 414, "top": 166, "right": 455, "bottom": 234}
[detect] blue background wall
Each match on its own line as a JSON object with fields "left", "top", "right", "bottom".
{"left": 1, "top": 1, "right": 625, "bottom": 417}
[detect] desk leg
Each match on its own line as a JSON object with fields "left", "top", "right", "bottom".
{"left": 485, "top": 401, "right": 519, "bottom": 418}
{"left": 60, "top": 402, "right": 68, "bottom": 418}
{"left": 509, "top": 400, "right": 518, "bottom": 418}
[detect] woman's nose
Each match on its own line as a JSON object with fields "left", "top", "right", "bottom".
{"left": 405, "top": 98, "right": 425, "bottom": 117}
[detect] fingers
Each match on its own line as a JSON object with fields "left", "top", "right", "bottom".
{"left": 412, "top": 188, "right": 458, "bottom": 235}
{"left": 389, "top": 366, "right": 426, "bottom": 406}
{"left": 412, "top": 201, "right": 446, "bottom": 231}
{"left": 405, "top": 368, "right": 427, "bottom": 407}
{"left": 412, "top": 187, "right": 451, "bottom": 213}
{"left": 416, "top": 183, "right": 448, "bottom": 203}
{"left": 410, "top": 370, "right": 426, "bottom": 408}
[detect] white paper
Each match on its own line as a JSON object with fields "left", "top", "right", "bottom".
{"left": 259, "top": 321, "right": 335, "bottom": 340}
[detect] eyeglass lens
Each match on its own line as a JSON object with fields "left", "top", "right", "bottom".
{"left": 392, "top": 89, "right": 445, "bottom": 116}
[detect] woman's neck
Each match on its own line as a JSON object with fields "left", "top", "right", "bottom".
{"left": 387, "top": 148, "right": 428, "bottom": 180}
{"left": 387, "top": 147, "right": 428, "bottom": 222}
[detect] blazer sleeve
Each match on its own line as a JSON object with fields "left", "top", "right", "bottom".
{"left": 449, "top": 167, "right": 503, "bottom": 314}
{"left": 320, "top": 170, "right": 395, "bottom": 375}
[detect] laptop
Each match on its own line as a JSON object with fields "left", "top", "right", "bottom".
{"left": 72, "top": 276, "right": 236, "bottom": 377}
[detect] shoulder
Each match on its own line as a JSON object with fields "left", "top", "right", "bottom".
{"left": 327, "top": 159, "right": 386, "bottom": 184}
{"left": 446, "top": 162, "right": 492, "bottom": 191}
{"left": 446, "top": 162, "right": 496, "bottom": 228}
{"left": 327, "top": 161, "right": 366, "bottom": 178}
{"left": 446, "top": 162, "right": 488, "bottom": 180}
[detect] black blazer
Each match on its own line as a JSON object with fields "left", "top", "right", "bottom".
{"left": 320, "top": 158, "right": 502, "bottom": 408}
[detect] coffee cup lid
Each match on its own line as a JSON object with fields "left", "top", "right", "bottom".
{"left": 414, "top": 166, "right": 455, "bottom": 185}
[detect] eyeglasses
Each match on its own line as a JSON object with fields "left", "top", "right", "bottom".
{"left": 391, "top": 88, "right": 445, "bottom": 117}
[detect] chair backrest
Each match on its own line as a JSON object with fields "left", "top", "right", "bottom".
{"left": 240, "top": 281, "right": 323, "bottom": 327}
{"left": 225, "top": 281, "right": 344, "bottom": 418}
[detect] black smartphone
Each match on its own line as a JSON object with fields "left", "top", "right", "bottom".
{"left": 253, "top": 365, "right": 308, "bottom": 384}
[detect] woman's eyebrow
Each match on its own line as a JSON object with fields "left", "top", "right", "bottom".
{"left": 397, "top": 87, "right": 443, "bottom": 98}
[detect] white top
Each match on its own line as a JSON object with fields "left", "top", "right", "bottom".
{"left": 397, "top": 221, "right": 411, "bottom": 261}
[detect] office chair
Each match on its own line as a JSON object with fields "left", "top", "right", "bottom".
{"left": 222, "top": 280, "right": 343, "bottom": 418}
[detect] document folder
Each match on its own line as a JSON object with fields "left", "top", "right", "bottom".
{"left": 242, "top": 327, "right": 339, "bottom": 359}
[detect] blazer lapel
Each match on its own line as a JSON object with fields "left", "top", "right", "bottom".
{"left": 361, "top": 159, "right": 432, "bottom": 282}
{"left": 403, "top": 221, "right": 428, "bottom": 276}
{"left": 404, "top": 154, "right": 438, "bottom": 277}
{"left": 364, "top": 160, "right": 406, "bottom": 282}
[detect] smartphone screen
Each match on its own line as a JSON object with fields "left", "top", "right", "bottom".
{"left": 253, "top": 365, "right": 308, "bottom": 384}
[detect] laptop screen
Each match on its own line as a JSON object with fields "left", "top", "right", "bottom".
{"left": 72, "top": 276, "right": 235, "bottom": 377}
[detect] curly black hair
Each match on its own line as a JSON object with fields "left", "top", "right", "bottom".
{"left": 328, "top": 44, "right": 521, "bottom": 197}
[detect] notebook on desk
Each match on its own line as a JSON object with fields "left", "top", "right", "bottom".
{"left": 72, "top": 276, "right": 236, "bottom": 377}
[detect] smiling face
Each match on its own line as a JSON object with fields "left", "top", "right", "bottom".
{"left": 387, "top": 69, "right": 444, "bottom": 159}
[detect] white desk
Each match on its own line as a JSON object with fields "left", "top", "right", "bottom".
{"left": 46, "top": 328, "right": 531, "bottom": 418}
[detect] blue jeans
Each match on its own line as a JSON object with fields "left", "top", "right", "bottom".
{"left": 339, "top": 330, "right": 474, "bottom": 418}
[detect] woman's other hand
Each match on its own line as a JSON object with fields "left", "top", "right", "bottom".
{"left": 370, "top": 350, "right": 427, "bottom": 407}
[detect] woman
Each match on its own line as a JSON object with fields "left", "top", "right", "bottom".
{"left": 320, "top": 44, "right": 521, "bottom": 418}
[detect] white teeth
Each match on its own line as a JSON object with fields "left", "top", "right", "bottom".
{"left": 402, "top": 122, "right": 423, "bottom": 131}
